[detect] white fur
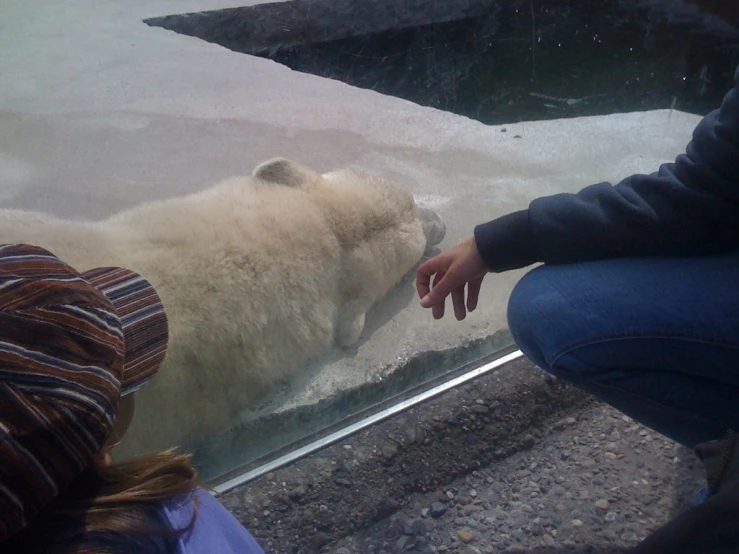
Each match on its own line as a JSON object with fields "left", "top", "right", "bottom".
{"left": 0, "top": 159, "right": 437, "bottom": 455}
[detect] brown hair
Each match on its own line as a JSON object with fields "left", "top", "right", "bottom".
{"left": 2, "top": 449, "right": 201, "bottom": 554}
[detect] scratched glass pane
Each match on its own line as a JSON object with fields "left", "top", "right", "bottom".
{"left": 138, "top": 0, "right": 739, "bottom": 482}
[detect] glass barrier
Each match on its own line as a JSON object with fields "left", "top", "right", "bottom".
{"left": 2, "top": 0, "right": 737, "bottom": 484}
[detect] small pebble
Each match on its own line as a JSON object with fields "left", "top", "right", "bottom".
{"left": 381, "top": 444, "right": 398, "bottom": 460}
{"left": 505, "top": 545, "right": 526, "bottom": 552}
{"left": 430, "top": 502, "right": 447, "bottom": 518}
{"left": 310, "top": 533, "right": 329, "bottom": 549}
{"left": 457, "top": 529, "right": 474, "bottom": 543}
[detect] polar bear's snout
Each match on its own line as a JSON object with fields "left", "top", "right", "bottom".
{"left": 419, "top": 207, "right": 446, "bottom": 247}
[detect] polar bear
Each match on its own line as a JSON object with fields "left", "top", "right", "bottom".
{"left": 0, "top": 158, "right": 445, "bottom": 456}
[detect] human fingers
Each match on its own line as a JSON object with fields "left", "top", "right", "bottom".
{"left": 421, "top": 257, "right": 465, "bottom": 309}
{"left": 451, "top": 285, "right": 466, "bottom": 321}
{"left": 431, "top": 271, "right": 446, "bottom": 319}
{"left": 416, "top": 255, "right": 446, "bottom": 301}
{"left": 422, "top": 270, "right": 456, "bottom": 309}
{"left": 466, "top": 276, "right": 483, "bottom": 312}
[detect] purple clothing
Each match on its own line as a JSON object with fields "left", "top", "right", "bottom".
{"left": 161, "top": 487, "right": 265, "bottom": 554}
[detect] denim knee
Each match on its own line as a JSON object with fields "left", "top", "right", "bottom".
{"left": 507, "top": 266, "right": 557, "bottom": 373}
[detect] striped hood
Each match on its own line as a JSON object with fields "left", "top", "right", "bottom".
{"left": 0, "top": 243, "right": 168, "bottom": 542}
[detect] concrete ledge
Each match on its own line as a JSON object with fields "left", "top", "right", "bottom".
{"left": 200, "top": 330, "right": 514, "bottom": 482}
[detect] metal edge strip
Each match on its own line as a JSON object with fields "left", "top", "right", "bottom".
{"left": 211, "top": 349, "right": 523, "bottom": 495}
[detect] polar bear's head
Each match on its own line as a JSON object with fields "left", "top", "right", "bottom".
{"left": 253, "top": 157, "right": 446, "bottom": 346}
{"left": 253, "top": 158, "right": 446, "bottom": 252}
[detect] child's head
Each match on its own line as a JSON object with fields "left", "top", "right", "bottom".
{"left": 0, "top": 244, "right": 182, "bottom": 550}
{"left": 97, "top": 393, "right": 137, "bottom": 467}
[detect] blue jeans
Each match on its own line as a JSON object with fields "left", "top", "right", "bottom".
{"left": 507, "top": 253, "right": 739, "bottom": 448}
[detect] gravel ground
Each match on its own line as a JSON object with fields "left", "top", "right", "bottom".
{"left": 219, "top": 357, "right": 706, "bottom": 554}
{"left": 329, "top": 403, "right": 704, "bottom": 553}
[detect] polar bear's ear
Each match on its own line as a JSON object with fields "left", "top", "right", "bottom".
{"left": 253, "top": 158, "right": 319, "bottom": 188}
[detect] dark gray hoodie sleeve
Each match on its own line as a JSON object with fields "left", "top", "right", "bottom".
{"left": 474, "top": 66, "right": 739, "bottom": 272}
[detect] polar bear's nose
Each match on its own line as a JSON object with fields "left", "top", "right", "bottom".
{"left": 419, "top": 207, "right": 446, "bottom": 246}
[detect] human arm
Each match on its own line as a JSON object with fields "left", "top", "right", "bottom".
{"left": 475, "top": 67, "right": 739, "bottom": 271}
{"left": 419, "top": 66, "right": 739, "bottom": 316}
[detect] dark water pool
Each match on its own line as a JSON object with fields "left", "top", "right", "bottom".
{"left": 147, "top": 0, "right": 739, "bottom": 125}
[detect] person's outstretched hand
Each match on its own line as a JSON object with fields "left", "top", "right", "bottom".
{"left": 416, "top": 237, "right": 489, "bottom": 321}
